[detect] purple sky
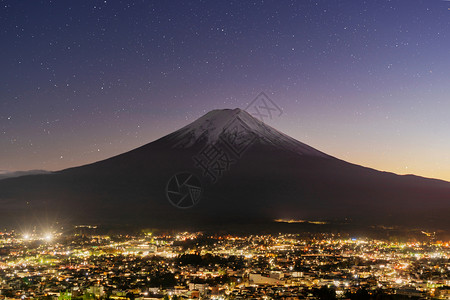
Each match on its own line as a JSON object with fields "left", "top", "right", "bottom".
{"left": 1, "top": 0, "right": 449, "bottom": 181}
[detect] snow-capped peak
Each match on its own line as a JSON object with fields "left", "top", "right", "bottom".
{"left": 165, "top": 108, "right": 329, "bottom": 158}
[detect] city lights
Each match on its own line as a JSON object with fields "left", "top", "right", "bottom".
{"left": 1, "top": 230, "right": 450, "bottom": 299}
{"left": 44, "top": 233, "right": 53, "bottom": 241}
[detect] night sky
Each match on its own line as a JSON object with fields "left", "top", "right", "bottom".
{"left": 1, "top": 0, "right": 449, "bottom": 181}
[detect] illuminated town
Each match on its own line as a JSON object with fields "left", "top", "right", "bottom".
{"left": 1, "top": 228, "right": 450, "bottom": 300}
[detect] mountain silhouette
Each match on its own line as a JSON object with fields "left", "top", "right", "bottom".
{"left": 1, "top": 108, "right": 449, "bottom": 230}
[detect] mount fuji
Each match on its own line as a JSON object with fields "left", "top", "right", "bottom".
{"left": 1, "top": 108, "right": 449, "bottom": 230}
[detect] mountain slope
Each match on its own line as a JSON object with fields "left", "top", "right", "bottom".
{"left": 164, "top": 108, "right": 329, "bottom": 157}
{"left": 0, "top": 108, "right": 449, "bottom": 230}
{"left": 0, "top": 170, "right": 50, "bottom": 180}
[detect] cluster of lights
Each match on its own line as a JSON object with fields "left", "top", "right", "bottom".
{"left": 22, "top": 233, "right": 53, "bottom": 241}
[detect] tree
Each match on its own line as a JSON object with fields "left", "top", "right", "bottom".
{"left": 314, "top": 286, "right": 337, "bottom": 300}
